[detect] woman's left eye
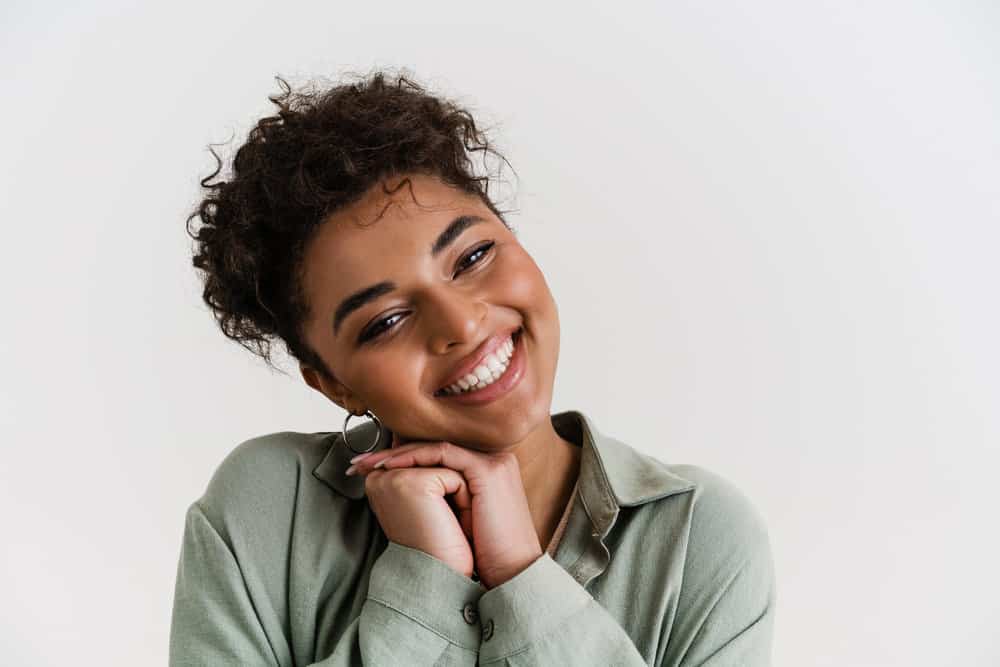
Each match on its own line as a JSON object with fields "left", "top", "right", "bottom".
{"left": 455, "top": 241, "right": 495, "bottom": 275}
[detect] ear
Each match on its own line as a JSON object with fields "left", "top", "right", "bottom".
{"left": 299, "top": 364, "right": 357, "bottom": 413}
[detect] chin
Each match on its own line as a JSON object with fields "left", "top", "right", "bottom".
{"left": 480, "top": 381, "right": 558, "bottom": 450}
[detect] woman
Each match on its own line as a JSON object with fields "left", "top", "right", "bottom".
{"left": 170, "top": 69, "right": 776, "bottom": 666}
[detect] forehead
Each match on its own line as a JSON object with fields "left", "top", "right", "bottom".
{"left": 300, "top": 173, "right": 492, "bottom": 322}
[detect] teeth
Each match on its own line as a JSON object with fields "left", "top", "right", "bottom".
{"left": 441, "top": 334, "right": 517, "bottom": 395}
{"left": 485, "top": 354, "right": 504, "bottom": 373}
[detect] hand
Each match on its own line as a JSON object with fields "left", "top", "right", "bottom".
{"left": 349, "top": 436, "right": 544, "bottom": 589}
{"left": 357, "top": 431, "right": 475, "bottom": 578}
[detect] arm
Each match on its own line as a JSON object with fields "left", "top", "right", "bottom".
{"left": 673, "top": 543, "right": 776, "bottom": 666}
{"left": 169, "top": 503, "right": 481, "bottom": 666}
{"left": 665, "top": 466, "right": 777, "bottom": 667}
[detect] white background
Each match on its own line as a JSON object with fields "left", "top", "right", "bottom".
{"left": 2, "top": 1, "right": 997, "bottom": 665}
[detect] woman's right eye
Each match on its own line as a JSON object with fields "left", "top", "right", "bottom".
{"left": 358, "top": 312, "right": 406, "bottom": 345}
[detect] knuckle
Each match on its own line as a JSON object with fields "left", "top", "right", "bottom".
{"left": 387, "top": 469, "right": 415, "bottom": 491}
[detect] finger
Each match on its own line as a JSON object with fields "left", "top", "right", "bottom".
{"left": 432, "top": 467, "right": 472, "bottom": 510}
{"left": 374, "top": 443, "right": 486, "bottom": 481}
{"left": 355, "top": 441, "right": 428, "bottom": 471}
{"left": 366, "top": 464, "right": 472, "bottom": 510}
{"left": 355, "top": 439, "right": 474, "bottom": 473}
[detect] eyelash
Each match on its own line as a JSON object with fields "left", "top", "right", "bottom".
{"left": 357, "top": 240, "right": 496, "bottom": 344}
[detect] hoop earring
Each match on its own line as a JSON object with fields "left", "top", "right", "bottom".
{"left": 341, "top": 409, "right": 383, "bottom": 454}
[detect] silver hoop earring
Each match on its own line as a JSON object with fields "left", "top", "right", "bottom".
{"left": 341, "top": 409, "right": 383, "bottom": 454}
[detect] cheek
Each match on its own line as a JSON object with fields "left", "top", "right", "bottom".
{"left": 497, "top": 246, "right": 556, "bottom": 312}
{"left": 356, "top": 352, "right": 422, "bottom": 401}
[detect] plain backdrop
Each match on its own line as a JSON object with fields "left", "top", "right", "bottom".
{"left": 2, "top": 1, "right": 997, "bottom": 665}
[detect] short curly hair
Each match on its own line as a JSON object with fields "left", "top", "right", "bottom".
{"left": 185, "top": 68, "right": 515, "bottom": 381}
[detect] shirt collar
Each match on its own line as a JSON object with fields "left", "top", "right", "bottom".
{"left": 312, "top": 410, "right": 695, "bottom": 521}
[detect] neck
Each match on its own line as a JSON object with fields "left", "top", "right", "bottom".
{"left": 509, "top": 414, "right": 582, "bottom": 548}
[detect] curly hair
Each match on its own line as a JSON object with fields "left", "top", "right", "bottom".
{"left": 185, "top": 68, "right": 516, "bottom": 381}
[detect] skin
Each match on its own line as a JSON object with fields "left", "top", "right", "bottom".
{"left": 298, "top": 172, "right": 581, "bottom": 585}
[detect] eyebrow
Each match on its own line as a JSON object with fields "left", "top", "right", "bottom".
{"left": 332, "top": 214, "right": 488, "bottom": 336}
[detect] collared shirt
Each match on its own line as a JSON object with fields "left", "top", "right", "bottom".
{"left": 169, "top": 410, "right": 775, "bottom": 666}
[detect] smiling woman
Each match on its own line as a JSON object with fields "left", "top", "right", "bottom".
{"left": 172, "top": 68, "right": 776, "bottom": 666}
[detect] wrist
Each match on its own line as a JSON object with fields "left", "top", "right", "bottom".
{"left": 479, "top": 549, "right": 543, "bottom": 589}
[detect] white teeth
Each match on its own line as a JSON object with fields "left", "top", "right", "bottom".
{"left": 485, "top": 354, "right": 504, "bottom": 373}
{"left": 442, "top": 334, "right": 517, "bottom": 395}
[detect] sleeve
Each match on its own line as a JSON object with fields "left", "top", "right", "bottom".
{"left": 666, "top": 466, "right": 777, "bottom": 667}
{"left": 473, "top": 552, "right": 650, "bottom": 665}
{"left": 674, "top": 541, "right": 776, "bottom": 666}
{"left": 169, "top": 503, "right": 482, "bottom": 666}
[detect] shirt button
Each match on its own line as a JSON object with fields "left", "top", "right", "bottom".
{"left": 462, "top": 603, "right": 479, "bottom": 625}
{"left": 482, "top": 618, "right": 494, "bottom": 641}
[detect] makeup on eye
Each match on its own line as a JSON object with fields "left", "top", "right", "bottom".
{"left": 455, "top": 240, "right": 495, "bottom": 273}
{"left": 355, "top": 239, "right": 497, "bottom": 345}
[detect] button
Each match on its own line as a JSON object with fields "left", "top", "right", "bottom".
{"left": 462, "top": 603, "right": 479, "bottom": 625}
{"left": 482, "top": 618, "right": 494, "bottom": 641}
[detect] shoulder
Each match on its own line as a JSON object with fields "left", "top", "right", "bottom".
{"left": 671, "top": 464, "right": 770, "bottom": 557}
{"left": 662, "top": 464, "right": 772, "bottom": 570}
{"left": 193, "top": 430, "right": 338, "bottom": 542}
{"left": 649, "top": 465, "right": 777, "bottom": 661}
{"left": 659, "top": 464, "right": 775, "bottom": 617}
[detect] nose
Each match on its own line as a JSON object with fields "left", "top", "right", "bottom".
{"left": 423, "top": 286, "right": 488, "bottom": 354}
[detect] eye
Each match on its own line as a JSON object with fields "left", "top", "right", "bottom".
{"left": 455, "top": 240, "right": 496, "bottom": 276}
{"left": 357, "top": 241, "right": 497, "bottom": 346}
{"left": 358, "top": 311, "right": 406, "bottom": 345}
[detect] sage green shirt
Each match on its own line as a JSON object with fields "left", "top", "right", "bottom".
{"left": 169, "top": 410, "right": 776, "bottom": 665}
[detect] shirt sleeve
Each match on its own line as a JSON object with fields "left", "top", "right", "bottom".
{"left": 168, "top": 503, "right": 481, "bottom": 666}
{"left": 674, "top": 542, "right": 776, "bottom": 666}
{"left": 665, "top": 466, "right": 777, "bottom": 667}
{"left": 474, "top": 552, "right": 650, "bottom": 665}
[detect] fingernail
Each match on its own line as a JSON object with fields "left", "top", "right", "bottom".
{"left": 373, "top": 456, "right": 394, "bottom": 469}
{"left": 344, "top": 464, "right": 357, "bottom": 476}
{"left": 350, "top": 452, "right": 373, "bottom": 464}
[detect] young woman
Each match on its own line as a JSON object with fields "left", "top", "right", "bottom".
{"left": 170, "top": 70, "right": 776, "bottom": 666}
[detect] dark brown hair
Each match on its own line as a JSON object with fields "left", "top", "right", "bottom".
{"left": 185, "top": 68, "right": 515, "bottom": 380}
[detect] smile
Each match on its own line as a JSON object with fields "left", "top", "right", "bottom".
{"left": 434, "top": 327, "right": 525, "bottom": 403}
{"left": 440, "top": 333, "right": 514, "bottom": 394}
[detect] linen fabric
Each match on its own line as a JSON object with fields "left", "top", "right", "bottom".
{"left": 169, "top": 410, "right": 775, "bottom": 665}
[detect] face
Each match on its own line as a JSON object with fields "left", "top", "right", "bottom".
{"left": 298, "top": 172, "right": 561, "bottom": 452}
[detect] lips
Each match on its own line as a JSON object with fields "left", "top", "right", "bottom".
{"left": 434, "top": 326, "right": 522, "bottom": 395}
